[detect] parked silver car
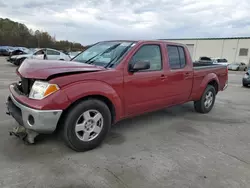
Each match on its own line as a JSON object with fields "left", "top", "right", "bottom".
{"left": 69, "top": 51, "right": 81, "bottom": 59}
{"left": 228, "top": 62, "right": 248, "bottom": 71}
{"left": 9, "top": 48, "right": 71, "bottom": 66}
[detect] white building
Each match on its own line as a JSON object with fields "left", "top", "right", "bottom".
{"left": 161, "top": 37, "right": 250, "bottom": 65}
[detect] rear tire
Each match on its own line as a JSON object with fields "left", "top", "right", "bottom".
{"left": 194, "top": 85, "right": 216, "bottom": 114}
{"left": 243, "top": 83, "right": 248, "bottom": 87}
{"left": 62, "top": 99, "right": 111, "bottom": 152}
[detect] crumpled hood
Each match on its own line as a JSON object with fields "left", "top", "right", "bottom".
{"left": 17, "top": 59, "right": 106, "bottom": 79}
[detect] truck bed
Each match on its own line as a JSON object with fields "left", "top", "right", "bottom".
{"left": 191, "top": 62, "right": 228, "bottom": 101}
{"left": 193, "top": 61, "right": 226, "bottom": 68}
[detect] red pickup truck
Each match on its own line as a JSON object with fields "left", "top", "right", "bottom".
{"left": 6, "top": 40, "right": 228, "bottom": 151}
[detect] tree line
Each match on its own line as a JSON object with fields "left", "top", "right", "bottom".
{"left": 0, "top": 18, "right": 88, "bottom": 52}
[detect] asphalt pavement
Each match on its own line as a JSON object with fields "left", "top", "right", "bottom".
{"left": 0, "top": 57, "right": 249, "bottom": 188}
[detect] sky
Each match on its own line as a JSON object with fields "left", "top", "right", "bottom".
{"left": 0, "top": 0, "right": 250, "bottom": 45}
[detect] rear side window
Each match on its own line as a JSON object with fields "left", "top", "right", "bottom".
{"left": 167, "top": 45, "right": 186, "bottom": 69}
{"left": 47, "top": 50, "right": 60, "bottom": 55}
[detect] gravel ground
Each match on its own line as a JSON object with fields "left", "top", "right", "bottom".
{"left": 0, "top": 57, "right": 249, "bottom": 188}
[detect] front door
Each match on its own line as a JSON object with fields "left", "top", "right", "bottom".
{"left": 123, "top": 44, "right": 169, "bottom": 116}
{"left": 33, "top": 49, "right": 45, "bottom": 60}
{"left": 165, "top": 45, "right": 193, "bottom": 104}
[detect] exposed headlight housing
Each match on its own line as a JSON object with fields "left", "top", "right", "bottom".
{"left": 29, "top": 81, "right": 59, "bottom": 100}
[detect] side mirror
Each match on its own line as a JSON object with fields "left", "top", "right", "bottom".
{"left": 129, "top": 60, "right": 150, "bottom": 72}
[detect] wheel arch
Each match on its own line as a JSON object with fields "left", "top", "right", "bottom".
{"left": 65, "top": 94, "right": 116, "bottom": 122}
{"left": 207, "top": 79, "right": 219, "bottom": 94}
{"left": 56, "top": 94, "right": 117, "bottom": 133}
{"left": 192, "top": 73, "right": 219, "bottom": 101}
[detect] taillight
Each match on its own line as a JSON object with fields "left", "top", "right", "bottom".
{"left": 226, "top": 66, "right": 228, "bottom": 80}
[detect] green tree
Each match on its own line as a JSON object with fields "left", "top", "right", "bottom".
{"left": 0, "top": 18, "right": 87, "bottom": 51}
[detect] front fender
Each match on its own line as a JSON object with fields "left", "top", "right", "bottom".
{"left": 62, "top": 80, "right": 123, "bottom": 122}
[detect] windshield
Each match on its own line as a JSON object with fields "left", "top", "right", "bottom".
{"left": 71, "top": 41, "right": 136, "bottom": 67}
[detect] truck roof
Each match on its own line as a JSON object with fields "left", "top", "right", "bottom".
{"left": 98, "top": 39, "right": 185, "bottom": 46}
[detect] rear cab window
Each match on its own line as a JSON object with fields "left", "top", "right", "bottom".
{"left": 167, "top": 45, "right": 186, "bottom": 69}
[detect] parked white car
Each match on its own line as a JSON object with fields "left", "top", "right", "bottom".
{"left": 69, "top": 51, "right": 81, "bottom": 59}
{"left": 9, "top": 48, "right": 71, "bottom": 66}
{"left": 211, "top": 58, "right": 229, "bottom": 66}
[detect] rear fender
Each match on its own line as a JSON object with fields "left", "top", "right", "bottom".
{"left": 62, "top": 81, "right": 123, "bottom": 122}
{"left": 194, "top": 73, "right": 219, "bottom": 100}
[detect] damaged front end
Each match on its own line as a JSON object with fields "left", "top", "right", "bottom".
{"left": 9, "top": 125, "right": 38, "bottom": 145}
{"left": 6, "top": 83, "right": 63, "bottom": 145}
{"left": 6, "top": 96, "right": 39, "bottom": 144}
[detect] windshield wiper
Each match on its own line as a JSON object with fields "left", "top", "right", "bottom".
{"left": 84, "top": 43, "right": 121, "bottom": 65}
{"left": 83, "top": 53, "right": 101, "bottom": 64}
{"left": 105, "top": 43, "right": 134, "bottom": 68}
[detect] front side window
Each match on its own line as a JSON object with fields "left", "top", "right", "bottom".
{"left": 71, "top": 41, "right": 136, "bottom": 67}
{"left": 130, "top": 44, "right": 162, "bottom": 71}
{"left": 167, "top": 45, "right": 186, "bottom": 69}
{"left": 34, "top": 49, "right": 45, "bottom": 55}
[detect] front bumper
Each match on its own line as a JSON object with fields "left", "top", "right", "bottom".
{"left": 6, "top": 94, "right": 63, "bottom": 133}
{"left": 8, "top": 58, "right": 16, "bottom": 64}
{"left": 228, "top": 67, "right": 239, "bottom": 71}
{"left": 6, "top": 57, "right": 10, "bottom": 62}
{"left": 242, "top": 78, "right": 250, "bottom": 85}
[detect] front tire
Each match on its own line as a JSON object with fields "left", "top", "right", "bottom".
{"left": 15, "top": 58, "right": 26, "bottom": 66}
{"left": 62, "top": 99, "right": 111, "bottom": 152}
{"left": 194, "top": 85, "right": 216, "bottom": 113}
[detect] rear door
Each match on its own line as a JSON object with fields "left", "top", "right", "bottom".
{"left": 165, "top": 45, "right": 193, "bottom": 104}
{"left": 123, "top": 43, "right": 170, "bottom": 116}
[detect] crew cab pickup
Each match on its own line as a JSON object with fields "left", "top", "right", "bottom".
{"left": 6, "top": 40, "right": 228, "bottom": 151}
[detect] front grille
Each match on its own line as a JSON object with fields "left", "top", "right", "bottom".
{"left": 21, "top": 77, "right": 29, "bottom": 95}
{"left": 17, "top": 77, "right": 35, "bottom": 96}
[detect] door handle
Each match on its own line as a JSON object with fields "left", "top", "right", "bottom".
{"left": 184, "top": 72, "right": 191, "bottom": 79}
{"left": 160, "top": 74, "right": 167, "bottom": 80}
